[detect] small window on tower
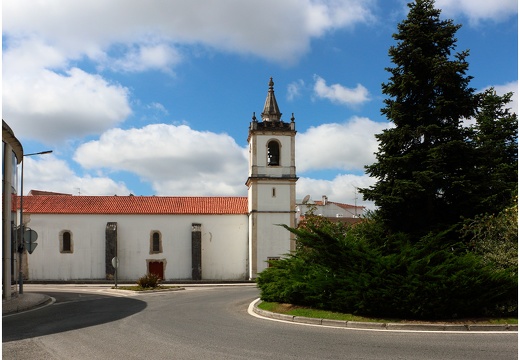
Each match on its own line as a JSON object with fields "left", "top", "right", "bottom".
{"left": 272, "top": 187, "right": 276, "bottom": 197}
{"left": 267, "top": 141, "right": 280, "bottom": 166}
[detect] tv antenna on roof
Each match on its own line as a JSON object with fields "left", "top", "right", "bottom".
{"left": 352, "top": 185, "right": 358, "bottom": 217}
{"left": 302, "top": 194, "right": 310, "bottom": 204}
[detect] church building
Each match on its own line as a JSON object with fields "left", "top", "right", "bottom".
{"left": 20, "top": 78, "right": 299, "bottom": 281}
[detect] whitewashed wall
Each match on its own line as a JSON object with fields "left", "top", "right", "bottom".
{"left": 255, "top": 212, "right": 293, "bottom": 268}
{"left": 24, "top": 213, "right": 248, "bottom": 281}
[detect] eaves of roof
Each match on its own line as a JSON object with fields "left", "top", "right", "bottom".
{"left": 20, "top": 195, "right": 249, "bottom": 215}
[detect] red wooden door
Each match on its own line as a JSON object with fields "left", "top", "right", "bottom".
{"left": 149, "top": 261, "right": 164, "bottom": 279}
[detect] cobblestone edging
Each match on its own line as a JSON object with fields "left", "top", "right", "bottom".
{"left": 252, "top": 299, "right": 518, "bottom": 332}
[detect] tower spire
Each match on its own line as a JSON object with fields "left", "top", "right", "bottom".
{"left": 261, "top": 77, "right": 282, "bottom": 122}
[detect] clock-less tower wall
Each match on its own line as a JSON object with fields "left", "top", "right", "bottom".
{"left": 246, "top": 78, "right": 298, "bottom": 279}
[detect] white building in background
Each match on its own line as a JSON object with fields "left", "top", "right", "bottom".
{"left": 296, "top": 195, "right": 365, "bottom": 225}
{"left": 19, "top": 79, "right": 360, "bottom": 282}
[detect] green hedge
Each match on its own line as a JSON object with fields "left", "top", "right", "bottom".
{"left": 257, "top": 218, "right": 517, "bottom": 320}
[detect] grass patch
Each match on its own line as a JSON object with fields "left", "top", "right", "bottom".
{"left": 112, "top": 285, "right": 180, "bottom": 291}
{"left": 258, "top": 301, "right": 518, "bottom": 324}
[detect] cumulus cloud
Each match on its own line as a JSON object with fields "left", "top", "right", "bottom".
{"left": 2, "top": 1, "right": 376, "bottom": 145}
{"left": 436, "top": 0, "right": 517, "bottom": 24}
{"left": 296, "top": 116, "right": 390, "bottom": 173}
{"left": 70, "top": 120, "right": 387, "bottom": 200}
{"left": 3, "top": 68, "right": 132, "bottom": 144}
{"left": 3, "top": 0, "right": 376, "bottom": 64}
{"left": 74, "top": 124, "right": 249, "bottom": 196}
{"left": 313, "top": 75, "right": 370, "bottom": 106}
{"left": 103, "top": 43, "right": 182, "bottom": 73}
{"left": 21, "top": 156, "right": 130, "bottom": 196}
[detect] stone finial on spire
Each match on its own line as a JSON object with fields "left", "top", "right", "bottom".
{"left": 261, "top": 77, "right": 282, "bottom": 122}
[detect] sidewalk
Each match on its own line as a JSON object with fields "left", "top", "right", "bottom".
{"left": 2, "top": 292, "right": 53, "bottom": 316}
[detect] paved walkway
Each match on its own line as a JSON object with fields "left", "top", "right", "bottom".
{"left": 2, "top": 292, "right": 53, "bottom": 316}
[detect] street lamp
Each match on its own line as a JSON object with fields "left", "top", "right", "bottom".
{"left": 18, "top": 150, "right": 53, "bottom": 294}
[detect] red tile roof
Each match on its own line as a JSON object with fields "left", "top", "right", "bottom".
{"left": 20, "top": 195, "right": 248, "bottom": 215}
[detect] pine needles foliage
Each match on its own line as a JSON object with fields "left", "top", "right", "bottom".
{"left": 257, "top": 216, "right": 517, "bottom": 320}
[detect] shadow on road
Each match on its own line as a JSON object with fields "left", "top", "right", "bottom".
{"left": 3, "top": 294, "right": 147, "bottom": 342}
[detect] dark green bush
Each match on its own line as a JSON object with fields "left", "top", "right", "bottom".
{"left": 137, "top": 273, "right": 161, "bottom": 289}
{"left": 257, "top": 217, "right": 517, "bottom": 320}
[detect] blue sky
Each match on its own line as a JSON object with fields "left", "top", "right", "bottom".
{"left": 3, "top": 0, "right": 517, "bottom": 209}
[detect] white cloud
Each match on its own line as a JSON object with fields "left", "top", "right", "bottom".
{"left": 2, "top": 37, "right": 69, "bottom": 75}
{"left": 313, "top": 75, "right": 370, "bottom": 106}
{"left": 21, "top": 156, "right": 130, "bottom": 196}
{"left": 104, "top": 43, "right": 182, "bottom": 73}
{"left": 71, "top": 120, "right": 388, "bottom": 199}
{"left": 2, "top": 1, "right": 376, "bottom": 145}
{"left": 3, "top": 68, "right": 132, "bottom": 144}
{"left": 3, "top": 0, "right": 376, "bottom": 65}
{"left": 74, "top": 124, "right": 249, "bottom": 196}
{"left": 296, "top": 116, "right": 390, "bottom": 173}
{"left": 147, "top": 102, "right": 169, "bottom": 115}
{"left": 436, "top": 0, "right": 517, "bottom": 24}
{"left": 491, "top": 81, "right": 518, "bottom": 114}
{"left": 287, "top": 80, "right": 305, "bottom": 101}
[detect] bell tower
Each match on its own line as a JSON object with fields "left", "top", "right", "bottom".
{"left": 247, "top": 77, "right": 297, "bottom": 279}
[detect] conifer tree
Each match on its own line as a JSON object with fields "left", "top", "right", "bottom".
{"left": 471, "top": 89, "right": 518, "bottom": 215}
{"left": 361, "top": 0, "right": 478, "bottom": 236}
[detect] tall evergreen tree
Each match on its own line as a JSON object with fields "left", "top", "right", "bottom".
{"left": 471, "top": 89, "right": 518, "bottom": 215}
{"left": 361, "top": 0, "right": 477, "bottom": 237}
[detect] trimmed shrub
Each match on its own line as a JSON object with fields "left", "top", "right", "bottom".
{"left": 137, "top": 273, "right": 161, "bottom": 289}
{"left": 257, "top": 216, "right": 517, "bottom": 320}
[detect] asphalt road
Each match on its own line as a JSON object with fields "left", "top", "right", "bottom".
{"left": 3, "top": 285, "right": 518, "bottom": 360}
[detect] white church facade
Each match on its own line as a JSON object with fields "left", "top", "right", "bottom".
{"left": 19, "top": 78, "right": 364, "bottom": 282}
{"left": 20, "top": 79, "right": 296, "bottom": 281}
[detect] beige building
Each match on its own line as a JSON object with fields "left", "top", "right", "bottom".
{"left": 2, "top": 120, "right": 23, "bottom": 299}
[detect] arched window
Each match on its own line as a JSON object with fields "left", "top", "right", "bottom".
{"left": 60, "top": 230, "right": 73, "bottom": 253}
{"left": 267, "top": 140, "right": 280, "bottom": 166}
{"left": 150, "top": 231, "right": 162, "bottom": 254}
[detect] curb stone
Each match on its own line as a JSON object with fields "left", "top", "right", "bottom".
{"left": 2, "top": 293, "right": 53, "bottom": 316}
{"left": 252, "top": 299, "right": 518, "bottom": 332}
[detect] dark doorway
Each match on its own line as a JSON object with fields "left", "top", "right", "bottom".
{"left": 148, "top": 261, "right": 164, "bottom": 279}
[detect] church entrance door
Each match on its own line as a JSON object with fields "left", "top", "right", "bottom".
{"left": 148, "top": 261, "right": 164, "bottom": 280}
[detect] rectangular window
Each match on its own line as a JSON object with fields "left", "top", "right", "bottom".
{"left": 272, "top": 187, "right": 276, "bottom": 197}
